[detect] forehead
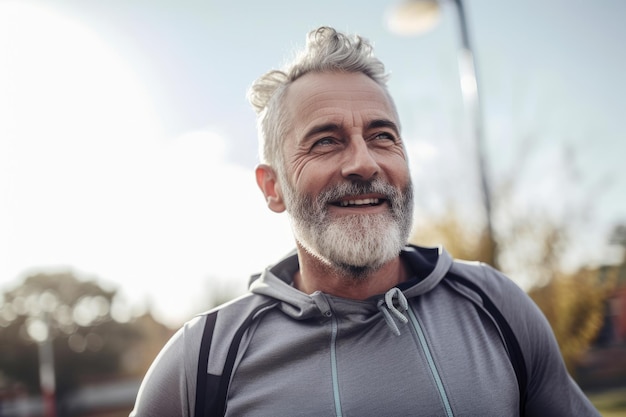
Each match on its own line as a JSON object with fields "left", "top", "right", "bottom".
{"left": 283, "top": 72, "right": 398, "bottom": 132}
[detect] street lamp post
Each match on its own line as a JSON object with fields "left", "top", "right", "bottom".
{"left": 387, "top": 0, "right": 497, "bottom": 267}
{"left": 27, "top": 298, "right": 58, "bottom": 417}
{"left": 38, "top": 328, "right": 57, "bottom": 417}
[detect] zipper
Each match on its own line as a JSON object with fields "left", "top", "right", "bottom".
{"left": 317, "top": 292, "right": 343, "bottom": 417}
{"left": 329, "top": 311, "right": 343, "bottom": 417}
{"left": 407, "top": 307, "right": 454, "bottom": 417}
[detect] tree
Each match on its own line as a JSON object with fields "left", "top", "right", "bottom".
{"left": 0, "top": 271, "right": 147, "bottom": 396}
{"left": 528, "top": 267, "right": 611, "bottom": 373}
{"left": 410, "top": 206, "right": 494, "bottom": 264}
{"left": 610, "top": 224, "right": 626, "bottom": 264}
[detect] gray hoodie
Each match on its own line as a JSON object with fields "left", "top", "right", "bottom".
{"left": 131, "top": 245, "right": 600, "bottom": 417}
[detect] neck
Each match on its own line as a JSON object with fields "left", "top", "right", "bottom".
{"left": 293, "top": 246, "right": 408, "bottom": 300}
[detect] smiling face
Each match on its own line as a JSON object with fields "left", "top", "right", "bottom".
{"left": 257, "top": 71, "right": 413, "bottom": 276}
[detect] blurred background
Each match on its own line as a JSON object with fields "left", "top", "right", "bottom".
{"left": 1, "top": 0, "right": 625, "bottom": 415}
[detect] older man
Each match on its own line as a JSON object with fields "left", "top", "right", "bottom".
{"left": 131, "top": 26, "right": 599, "bottom": 417}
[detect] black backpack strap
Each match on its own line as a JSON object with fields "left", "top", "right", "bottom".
{"left": 194, "top": 301, "right": 277, "bottom": 417}
{"left": 445, "top": 273, "right": 528, "bottom": 416}
{"left": 194, "top": 311, "right": 219, "bottom": 417}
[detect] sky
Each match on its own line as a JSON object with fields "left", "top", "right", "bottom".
{"left": 2, "top": 0, "right": 625, "bottom": 327}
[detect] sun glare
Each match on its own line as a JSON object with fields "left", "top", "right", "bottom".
{"left": 1, "top": 2, "right": 159, "bottom": 140}
{"left": 0, "top": 3, "right": 161, "bottom": 288}
{"left": 0, "top": 2, "right": 295, "bottom": 326}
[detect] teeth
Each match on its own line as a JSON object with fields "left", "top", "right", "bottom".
{"left": 339, "top": 198, "right": 380, "bottom": 207}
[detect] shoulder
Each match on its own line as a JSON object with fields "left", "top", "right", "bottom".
{"left": 131, "top": 292, "right": 272, "bottom": 416}
{"left": 447, "top": 261, "right": 549, "bottom": 342}
{"left": 446, "top": 261, "right": 582, "bottom": 409}
{"left": 445, "top": 261, "right": 559, "bottom": 378}
{"left": 448, "top": 261, "right": 537, "bottom": 315}
{"left": 167, "top": 292, "right": 268, "bottom": 358}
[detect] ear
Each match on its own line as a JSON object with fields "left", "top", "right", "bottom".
{"left": 255, "top": 164, "right": 286, "bottom": 213}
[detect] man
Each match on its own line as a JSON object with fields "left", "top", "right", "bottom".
{"left": 131, "top": 26, "right": 599, "bottom": 416}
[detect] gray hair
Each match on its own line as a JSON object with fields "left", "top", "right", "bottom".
{"left": 247, "top": 26, "right": 394, "bottom": 175}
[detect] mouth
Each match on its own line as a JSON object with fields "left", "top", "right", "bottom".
{"left": 330, "top": 196, "right": 387, "bottom": 208}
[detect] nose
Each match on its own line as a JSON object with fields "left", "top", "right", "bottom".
{"left": 340, "top": 138, "right": 380, "bottom": 181}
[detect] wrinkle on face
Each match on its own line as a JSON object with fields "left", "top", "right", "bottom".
{"left": 280, "top": 71, "right": 408, "bottom": 194}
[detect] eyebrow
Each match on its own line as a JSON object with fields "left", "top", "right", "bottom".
{"left": 303, "top": 123, "right": 341, "bottom": 141}
{"left": 303, "top": 119, "right": 400, "bottom": 141}
{"left": 367, "top": 119, "right": 400, "bottom": 136}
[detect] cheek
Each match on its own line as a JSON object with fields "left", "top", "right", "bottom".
{"left": 293, "top": 162, "right": 337, "bottom": 197}
{"left": 295, "top": 169, "right": 326, "bottom": 196}
{"left": 289, "top": 152, "right": 338, "bottom": 191}
{"left": 381, "top": 154, "right": 410, "bottom": 182}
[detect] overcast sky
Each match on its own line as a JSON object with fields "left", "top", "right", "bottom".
{"left": 2, "top": 0, "right": 625, "bottom": 327}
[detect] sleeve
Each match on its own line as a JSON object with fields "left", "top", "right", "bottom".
{"left": 478, "top": 265, "right": 601, "bottom": 417}
{"left": 518, "top": 294, "right": 601, "bottom": 417}
{"left": 129, "top": 316, "right": 205, "bottom": 417}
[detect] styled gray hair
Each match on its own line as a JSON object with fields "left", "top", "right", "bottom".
{"left": 247, "top": 26, "right": 394, "bottom": 175}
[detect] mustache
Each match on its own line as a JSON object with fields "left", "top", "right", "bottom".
{"left": 316, "top": 178, "right": 401, "bottom": 207}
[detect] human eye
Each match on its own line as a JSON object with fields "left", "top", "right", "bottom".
{"left": 371, "top": 131, "right": 397, "bottom": 145}
{"left": 376, "top": 132, "right": 395, "bottom": 140}
{"left": 311, "top": 137, "right": 339, "bottom": 149}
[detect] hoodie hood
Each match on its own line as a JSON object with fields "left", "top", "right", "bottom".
{"left": 249, "top": 244, "right": 453, "bottom": 321}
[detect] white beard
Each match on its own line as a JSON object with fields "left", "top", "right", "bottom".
{"left": 281, "top": 177, "right": 413, "bottom": 277}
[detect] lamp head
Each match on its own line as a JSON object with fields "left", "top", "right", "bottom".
{"left": 386, "top": 0, "right": 441, "bottom": 36}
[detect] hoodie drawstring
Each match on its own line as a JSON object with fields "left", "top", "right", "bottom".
{"left": 377, "top": 287, "right": 409, "bottom": 336}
